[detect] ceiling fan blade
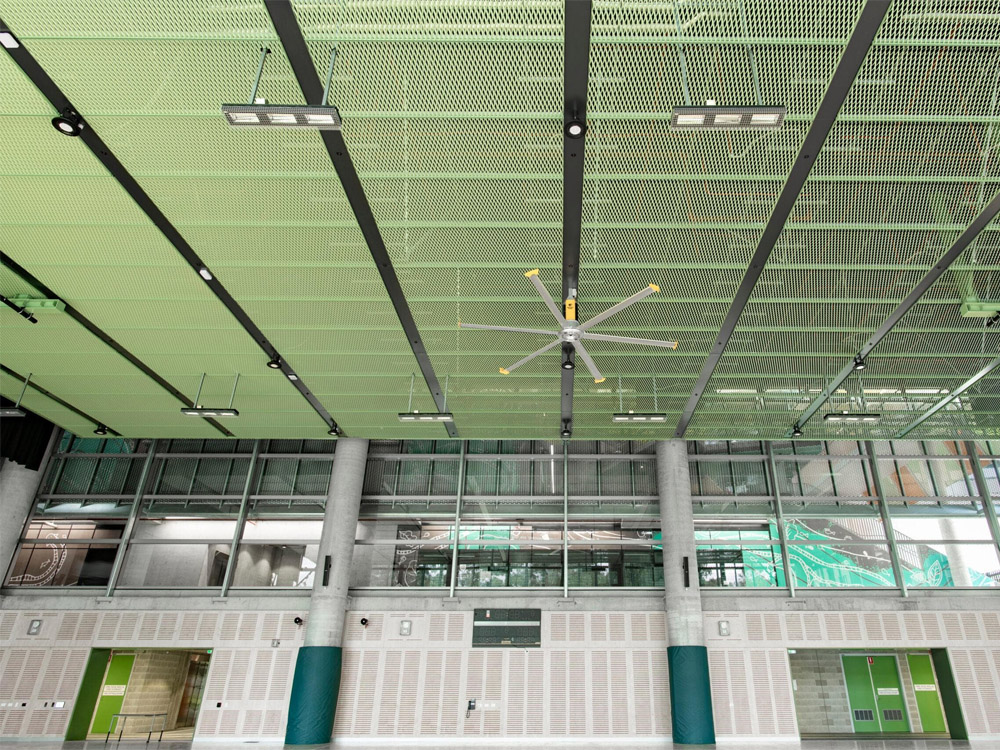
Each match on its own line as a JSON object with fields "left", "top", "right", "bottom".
{"left": 499, "top": 338, "right": 562, "bottom": 375}
{"left": 524, "top": 269, "right": 567, "bottom": 325}
{"left": 572, "top": 341, "right": 605, "bottom": 383}
{"left": 578, "top": 284, "right": 659, "bottom": 331}
{"left": 580, "top": 332, "right": 678, "bottom": 349}
{"left": 459, "top": 322, "right": 558, "bottom": 337}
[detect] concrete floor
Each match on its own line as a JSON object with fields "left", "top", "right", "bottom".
{"left": 0, "top": 741, "right": 987, "bottom": 749}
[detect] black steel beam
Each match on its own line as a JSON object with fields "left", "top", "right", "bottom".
{"left": 795, "top": 191, "right": 1000, "bottom": 434}
{"left": 673, "top": 0, "right": 891, "bottom": 438}
{"left": 561, "top": 0, "right": 592, "bottom": 435}
{"left": 0, "top": 364, "right": 120, "bottom": 436}
{"left": 896, "top": 351, "right": 1000, "bottom": 438}
{"left": 0, "top": 19, "right": 341, "bottom": 436}
{"left": 1, "top": 253, "right": 234, "bottom": 437}
{"left": 264, "top": 0, "right": 458, "bottom": 438}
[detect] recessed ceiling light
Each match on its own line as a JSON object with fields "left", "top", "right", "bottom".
{"left": 221, "top": 104, "right": 342, "bottom": 130}
{"left": 198, "top": 268, "right": 213, "bottom": 281}
{"left": 671, "top": 105, "right": 786, "bottom": 131}
{"left": 287, "top": 373, "right": 299, "bottom": 381}
{"left": 0, "top": 32, "right": 19, "bottom": 49}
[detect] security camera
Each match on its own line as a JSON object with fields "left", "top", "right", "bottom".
{"left": 360, "top": 617, "right": 369, "bottom": 627}
{"left": 293, "top": 616, "right": 303, "bottom": 625}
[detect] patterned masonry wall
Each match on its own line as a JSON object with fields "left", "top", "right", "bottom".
{"left": 2, "top": 607, "right": 1000, "bottom": 739}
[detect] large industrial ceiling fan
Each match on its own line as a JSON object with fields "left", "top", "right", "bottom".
{"left": 459, "top": 269, "right": 678, "bottom": 383}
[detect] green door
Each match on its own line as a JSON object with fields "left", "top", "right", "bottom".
{"left": 842, "top": 654, "right": 910, "bottom": 734}
{"left": 90, "top": 653, "right": 135, "bottom": 734}
{"left": 870, "top": 655, "right": 909, "bottom": 732}
{"left": 907, "top": 653, "right": 947, "bottom": 733}
{"left": 843, "top": 655, "right": 880, "bottom": 733}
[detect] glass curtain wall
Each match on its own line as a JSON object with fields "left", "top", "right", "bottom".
{"left": 5, "top": 434, "right": 1000, "bottom": 594}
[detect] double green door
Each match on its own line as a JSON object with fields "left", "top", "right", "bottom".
{"left": 842, "top": 654, "right": 909, "bottom": 733}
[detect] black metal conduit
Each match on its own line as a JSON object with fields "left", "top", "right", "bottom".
{"left": 673, "top": 0, "right": 892, "bottom": 438}
{"left": 264, "top": 0, "right": 458, "bottom": 438}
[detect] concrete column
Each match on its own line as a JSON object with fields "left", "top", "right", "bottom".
{"left": 0, "top": 427, "right": 58, "bottom": 585}
{"left": 285, "top": 438, "right": 368, "bottom": 744}
{"left": 656, "top": 439, "right": 715, "bottom": 744}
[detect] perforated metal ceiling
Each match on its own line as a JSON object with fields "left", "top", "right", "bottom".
{"left": 0, "top": 0, "right": 998, "bottom": 440}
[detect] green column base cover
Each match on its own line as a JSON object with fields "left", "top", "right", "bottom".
{"left": 667, "top": 645, "right": 716, "bottom": 745}
{"left": 285, "top": 646, "right": 342, "bottom": 745}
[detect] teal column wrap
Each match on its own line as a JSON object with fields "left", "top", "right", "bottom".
{"left": 667, "top": 645, "right": 716, "bottom": 745}
{"left": 285, "top": 646, "right": 342, "bottom": 744}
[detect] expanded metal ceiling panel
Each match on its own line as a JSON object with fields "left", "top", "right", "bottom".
{"left": 1, "top": 0, "right": 999, "bottom": 440}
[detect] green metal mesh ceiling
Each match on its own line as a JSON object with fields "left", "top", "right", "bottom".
{"left": 1, "top": 0, "right": 998, "bottom": 440}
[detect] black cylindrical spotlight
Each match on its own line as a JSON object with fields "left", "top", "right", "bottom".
{"left": 267, "top": 357, "right": 281, "bottom": 369}
{"left": 93, "top": 423, "right": 109, "bottom": 436}
{"left": 52, "top": 108, "right": 84, "bottom": 136}
{"left": 791, "top": 425, "right": 803, "bottom": 437}
{"left": 561, "top": 419, "right": 572, "bottom": 438}
{"left": 564, "top": 119, "right": 586, "bottom": 139}
{"left": 562, "top": 348, "right": 575, "bottom": 370}
{"left": 327, "top": 426, "right": 340, "bottom": 436}
{"left": 853, "top": 357, "right": 866, "bottom": 371}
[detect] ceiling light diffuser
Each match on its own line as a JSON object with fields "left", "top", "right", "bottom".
{"left": 612, "top": 413, "right": 668, "bottom": 423}
{"left": 222, "top": 104, "right": 342, "bottom": 130}
{"left": 398, "top": 412, "right": 455, "bottom": 422}
{"left": 823, "top": 412, "right": 881, "bottom": 423}
{"left": 670, "top": 105, "right": 786, "bottom": 131}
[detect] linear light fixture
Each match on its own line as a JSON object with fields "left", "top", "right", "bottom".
{"left": 612, "top": 413, "right": 668, "bottom": 423}
{"left": 398, "top": 412, "right": 455, "bottom": 422}
{"left": 181, "top": 373, "right": 241, "bottom": 418}
{"left": 222, "top": 103, "right": 342, "bottom": 130}
{"left": 222, "top": 47, "right": 341, "bottom": 130}
{"left": 823, "top": 412, "right": 881, "bottom": 423}
{"left": 670, "top": 105, "right": 786, "bottom": 130}
{"left": 1, "top": 371, "right": 32, "bottom": 417}
{"left": 181, "top": 407, "right": 239, "bottom": 417}
{"left": 0, "top": 31, "right": 19, "bottom": 49}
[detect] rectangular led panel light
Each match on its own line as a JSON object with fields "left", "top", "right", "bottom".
{"left": 398, "top": 412, "right": 455, "bottom": 422}
{"left": 823, "top": 412, "right": 881, "bottom": 423}
{"left": 221, "top": 104, "right": 342, "bottom": 130}
{"left": 612, "top": 413, "right": 669, "bottom": 423}
{"left": 181, "top": 407, "right": 240, "bottom": 418}
{"left": 0, "top": 407, "right": 26, "bottom": 417}
{"left": 670, "top": 106, "right": 786, "bottom": 130}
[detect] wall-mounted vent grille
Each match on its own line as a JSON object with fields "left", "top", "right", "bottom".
{"left": 883, "top": 709, "right": 904, "bottom": 722}
{"left": 853, "top": 709, "right": 874, "bottom": 722}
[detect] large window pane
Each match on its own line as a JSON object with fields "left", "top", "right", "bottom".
{"left": 231, "top": 543, "right": 318, "bottom": 587}
{"left": 456, "top": 547, "right": 562, "bottom": 588}
{"left": 118, "top": 544, "right": 230, "bottom": 587}
{"left": 133, "top": 519, "right": 236, "bottom": 540}
{"left": 696, "top": 544, "right": 783, "bottom": 588}
{"left": 6, "top": 543, "right": 119, "bottom": 587}
{"left": 787, "top": 544, "right": 896, "bottom": 588}
{"left": 898, "top": 543, "right": 999, "bottom": 587}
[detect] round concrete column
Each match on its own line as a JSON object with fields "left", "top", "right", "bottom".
{"left": 285, "top": 438, "right": 368, "bottom": 744}
{"left": 656, "top": 439, "right": 715, "bottom": 744}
